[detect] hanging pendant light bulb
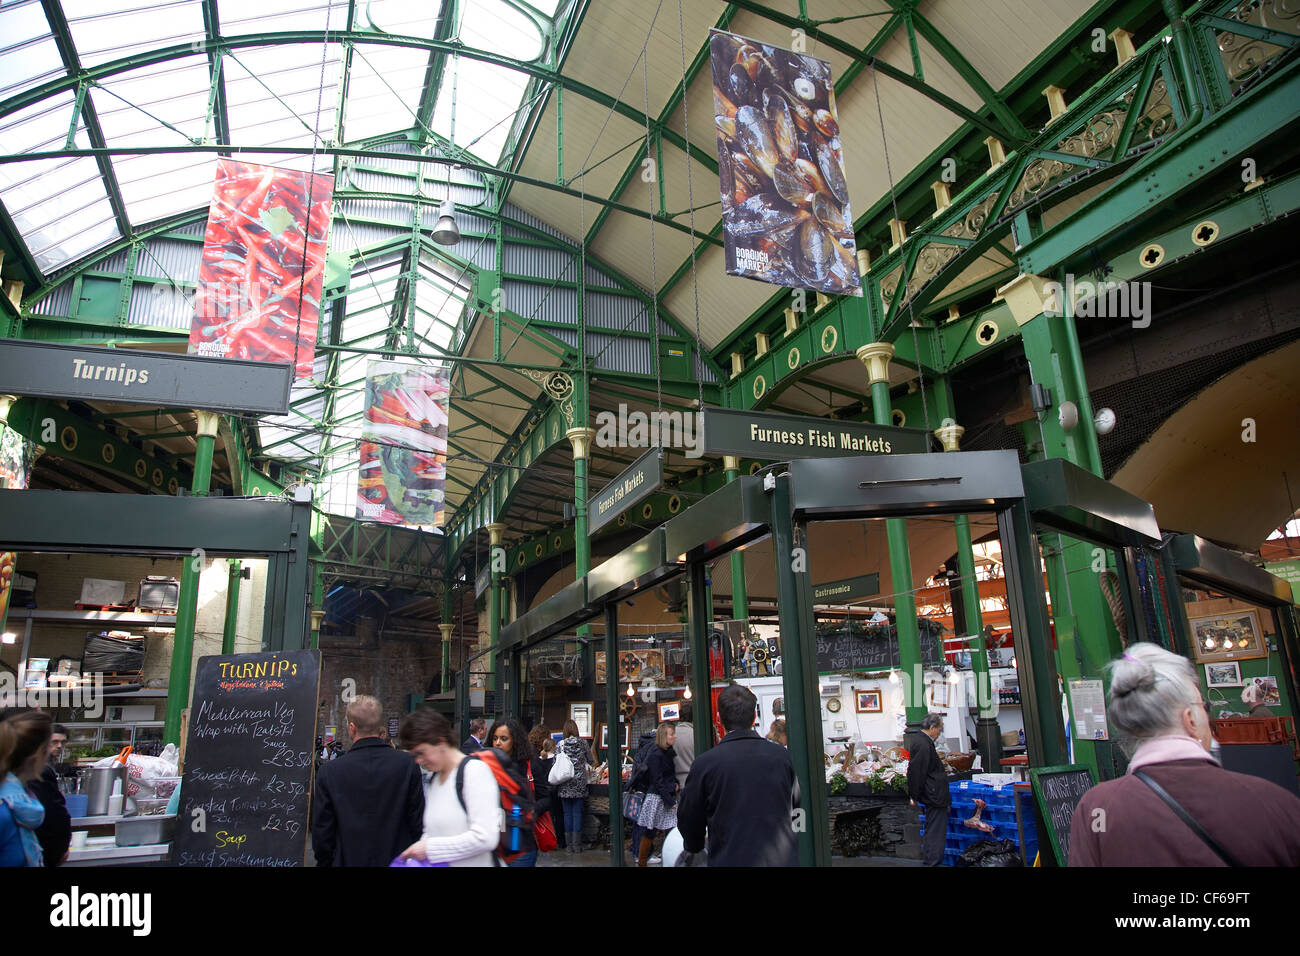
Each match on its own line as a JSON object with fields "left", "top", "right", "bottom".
{"left": 625, "top": 682, "right": 635, "bottom": 697}
{"left": 431, "top": 198, "right": 460, "bottom": 245}
{"left": 1204, "top": 636, "right": 1216, "bottom": 650}
{"left": 888, "top": 668, "right": 899, "bottom": 684}
{"left": 683, "top": 685, "right": 693, "bottom": 700}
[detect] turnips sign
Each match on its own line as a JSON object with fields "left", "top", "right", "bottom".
{"left": 0, "top": 340, "right": 293, "bottom": 415}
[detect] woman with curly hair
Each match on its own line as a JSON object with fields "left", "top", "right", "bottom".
{"left": 487, "top": 717, "right": 541, "bottom": 867}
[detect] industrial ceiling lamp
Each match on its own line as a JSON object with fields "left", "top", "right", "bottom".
{"left": 432, "top": 198, "right": 460, "bottom": 246}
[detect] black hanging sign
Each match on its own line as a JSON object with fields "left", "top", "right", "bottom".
{"left": 174, "top": 649, "right": 321, "bottom": 867}
{"left": 590, "top": 446, "right": 664, "bottom": 533}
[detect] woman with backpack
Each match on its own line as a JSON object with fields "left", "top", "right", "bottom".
{"left": 398, "top": 710, "right": 499, "bottom": 867}
{"left": 487, "top": 717, "right": 541, "bottom": 867}
{"left": 634, "top": 722, "right": 679, "bottom": 867}
{"left": 555, "top": 719, "right": 594, "bottom": 853}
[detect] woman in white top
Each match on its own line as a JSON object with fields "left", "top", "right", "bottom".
{"left": 399, "top": 710, "right": 500, "bottom": 867}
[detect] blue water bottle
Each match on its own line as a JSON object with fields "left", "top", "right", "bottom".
{"left": 509, "top": 805, "right": 522, "bottom": 851}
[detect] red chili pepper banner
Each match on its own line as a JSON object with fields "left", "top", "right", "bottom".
{"left": 188, "top": 159, "right": 334, "bottom": 379}
{"left": 357, "top": 361, "right": 450, "bottom": 528}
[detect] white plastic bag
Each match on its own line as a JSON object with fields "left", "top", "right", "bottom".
{"left": 549, "top": 747, "right": 575, "bottom": 785}
{"left": 122, "top": 745, "right": 180, "bottom": 799}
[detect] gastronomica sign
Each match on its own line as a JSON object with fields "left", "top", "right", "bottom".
{"left": 700, "top": 407, "right": 929, "bottom": 460}
{"left": 590, "top": 446, "right": 663, "bottom": 533}
{"left": 0, "top": 340, "right": 293, "bottom": 415}
{"left": 812, "top": 573, "right": 880, "bottom": 604}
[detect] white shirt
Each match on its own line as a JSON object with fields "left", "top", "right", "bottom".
{"left": 422, "top": 757, "right": 500, "bottom": 867}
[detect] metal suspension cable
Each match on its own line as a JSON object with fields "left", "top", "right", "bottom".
{"left": 640, "top": 20, "right": 663, "bottom": 414}
{"left": 675, "top": 0, "right": 706, "bottom": 412}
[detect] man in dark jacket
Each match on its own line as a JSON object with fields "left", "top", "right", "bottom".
{"left": 461, "top": 718, "right": 486, "bottom": 754}
{"left": 677, "top": 683, "right": 799, "bottom": 867}
{"left": 905, "top": 713, "right": 950, "bottom": 866}
{"left": 311, "top": 695, "right": 424, "bottom": 866}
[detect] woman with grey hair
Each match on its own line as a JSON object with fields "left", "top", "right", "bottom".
{"left": 1069, "top": 643, "right": 1300, "bottom": 866}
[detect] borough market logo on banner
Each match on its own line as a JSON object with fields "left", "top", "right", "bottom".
{"left": 357, "top": 361, "right": 451, "bottom": 529}
{"left": 187, "top": 159, "right": 334, "bottom": 379}
{"left": 710, "top": 29, "right": 861, "bottom": 297}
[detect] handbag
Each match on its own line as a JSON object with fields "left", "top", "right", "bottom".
{"left": 622, "top": 788, "right": 644, "bottom": 821}
{"left": 525, "top": 763, "right": 558, "bottom": 853}
{"left": 1133, "top": 769, "right": 1241, "bottom": 866}
{"left": 550, "top": 746, "right": 575, "bottom": 785}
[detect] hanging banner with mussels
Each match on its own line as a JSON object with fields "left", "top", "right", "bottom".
{"left": 710, "top": 29, "right": 860, "bottom": 296}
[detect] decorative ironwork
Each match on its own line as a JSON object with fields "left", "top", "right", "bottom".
{"left": 1218, "top": 0, "right": 1299, "bottom": 91}
{"left": 523, "top": 369, "right": 575, "bottom": 425}
{"left": 881, "top": 193, "right": 999, "bottom": 312}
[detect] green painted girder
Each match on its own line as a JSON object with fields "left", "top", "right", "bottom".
{"left": 725, "top": 0, "right": 1027, "bottom": 146}
{"left": 581, "top": 6, "right": 737, "bottom": 249}
{"left": 315, "top": 515, "right": 443, "bottom": 589}
{"left": 414, "top": 0, "right": 459, "bottom": 137}
{"left": 1016, "top": 58, "right": 1300, "bottom": 277}
{"left": 199, "top": 0, "right": 232, "bottom": 154}
{"left": 7, "top": 397, "right": 189, "bottom": 495}
{"left": 0, "top": 30, "right": 719, "bottom": 193}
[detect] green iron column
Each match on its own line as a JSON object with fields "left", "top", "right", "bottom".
{"left": 857, "top": 343, "right": 926, "bottom": 723}
{"left": 999, "top": 273, "right": 1119, "bottom": 780}
{"left": 769, "top": 474, "right": 830, "bottom": 866}
{"left": 164, "top": 410, "right": 220, "bottom": 745}
{"left": 486, "top": 522, "right": 506, "bottom": 701}
{"left": 604, "top": 601, "right": 625, "bottom": 865}
{"left": 931, "top": 402, "right": 1001, "bottom": 768}
{"left": 221, "top": 560, "right": 242, "bottom": 655}
{"left": 687, "top": 562, "right": 713, "bottom": 759}
{"left": 723, "top": 456, "right": 750, "bottom": 624}
{"left": 308, "top": 568, "right": 324, "bottom": 650}
{"left": 440, "top": 581, "right": 454, "bottom": 694}
{"left": 567, "top": 426, "right": 596, "bottom": 692}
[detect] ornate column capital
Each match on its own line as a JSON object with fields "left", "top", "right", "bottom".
{"left": 855, "top": 342, "right": 895, "bottom": 385}
{"left": 439, "top": 623, "right": 454, "bottom": 641}
{"left": 996, "top": 273, "right": 1054, "bottom": 326}
{"left": 722, "top": 455, "right": 741, "bottom": 472}
{"left": 485, "top": 522, "right": 506, "bottom": 546}
{"left": 934, "top": 422, "right": 965, "bottom": 452}
{"left": 195, "top": 410, "right": 222, "bottom": 438}
{"left": 565, "top": 426, "right": 596, "bottom": 461}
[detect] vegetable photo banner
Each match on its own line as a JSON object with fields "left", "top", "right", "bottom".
{"left": 188, "top": 159, "right": 334, "bottom": 379}
{"left": 710, "top": 29, "right": 861, "bottom": 296}
{"left": 357, "top": 361, "right": 450, "bottom": 528}
{"left": 0, "top": 423, "right": 30, "bottom": 631}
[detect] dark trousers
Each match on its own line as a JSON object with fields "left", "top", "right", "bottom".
{"left": 922, "top": 803, "right": 949, "bottom": 866}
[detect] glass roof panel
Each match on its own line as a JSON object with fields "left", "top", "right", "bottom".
{"left": 360, "top": 0, "right": 443, "bottom": 38}
{"left": 218, "top": 0, "right": 349, "bottom": 36}
{"left": 31, "top": 210, "right": 119, "bottom": 271}
{"left": 63, "top": 0, "right": 205, "bottom": 69}
{"left": 223, "top": 44, "right": 340, "bottom": 151}
{"left": 90, "top": 56, "right": 211, "bottom": 146}
{"left": 112, "top": 151, "right": 216, "bottom": 225}
{"left": 0, "top": 3, "right": 66, "bottom": 101}
{"left": 428, "top": 0, "right": 547, "bottom": 162}
{"left": 342, "top": 44, "right": 431, "bottom": 144}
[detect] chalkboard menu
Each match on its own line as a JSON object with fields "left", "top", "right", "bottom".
{"left": 1028, "top": 764, "right": 1095, "bottom": 866}
{"left": 174, "top": 649, "right": 321, "bottom": 867}
{"left": 815, "top": 625, "right": 942, "bottom": 674}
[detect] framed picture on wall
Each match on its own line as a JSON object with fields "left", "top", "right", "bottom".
{"left": 1204, "top": 661, "right": 1242, "bottom": 688}
{"left": 598, "top": 723, "right": 631, "bottom": 751}
{"left": 929, "top": 681, "right": 951, "bottom": 708}
{"left": 658, "top": 700, "right": 682, "bottom": 722}
{"left": 855, "top": 689, "right": 882, "bottom": 713}
{"left": 569, "top": 701, "right": 593, "bottom": 738}
{"left": 1250, "top": 676, "right": 1280, "bottom": 707}
{"left": 1190, "top": 609, "right": 1266, "bottom": 663}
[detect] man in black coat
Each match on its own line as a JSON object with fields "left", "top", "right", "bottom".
{"left": 905, "top": 712, "right": 951, "bottom": 866}
{"left": 311, "top": 696, "right": 424, "bottom": 866}
{"left": 677, "top": 684, "right": 799, "bottom": 867}
{"left": 460, "top": 718, "right": 486, "bottom": 754}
